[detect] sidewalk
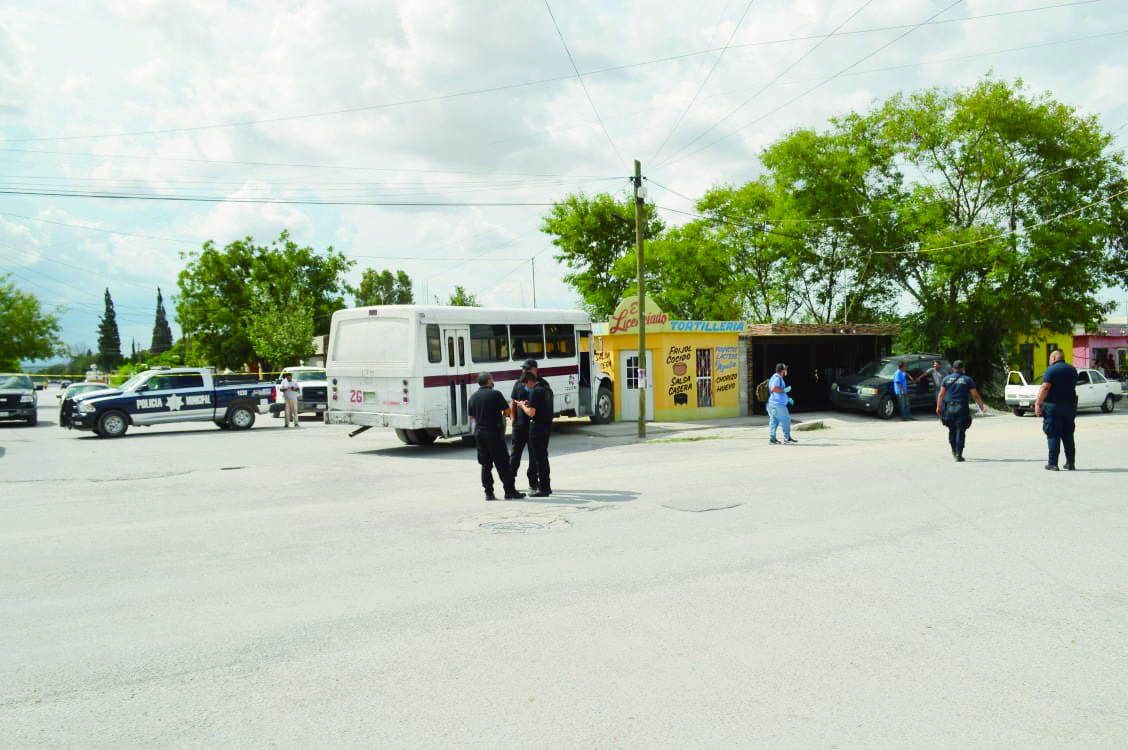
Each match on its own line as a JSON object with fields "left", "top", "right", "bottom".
{"left": 562, "top": 405, "right": 1006, "bottom": 442}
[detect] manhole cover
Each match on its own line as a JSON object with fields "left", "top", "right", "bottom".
{"left": 479, "top": 520, "right": 548, "bottom": 533}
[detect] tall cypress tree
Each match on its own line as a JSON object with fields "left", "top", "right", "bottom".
{"left": 150, "top": 287, "right": 173, "bottom": 355}
{"left": 97, "top": 288, "right": 123, "bottom": 370}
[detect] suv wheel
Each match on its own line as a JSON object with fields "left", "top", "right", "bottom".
{"left": 878, "top": 395, "right": 896, "bottom": 419}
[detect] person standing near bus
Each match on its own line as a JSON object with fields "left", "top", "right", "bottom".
{"left": 509, "top": 358, "right": 551, "bottom": 493}
{"left": 469, "top": 372, "right": 525, "bottom": 501}
{"left": 280, "top": 372, "right": 300, "bottom": 428}
{"left": 515, "top": 371, "right": 552, "bottom": 496}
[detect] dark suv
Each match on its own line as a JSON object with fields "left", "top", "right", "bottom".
{"left": 830, "top": 354, "right": 950, "bottom": 419}
{"left": 0, "top": 373, "right": 39, "bottom": 426}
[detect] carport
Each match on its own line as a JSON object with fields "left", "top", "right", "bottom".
{"left": 739, "top": 323, "right": 899, "bottom": 414}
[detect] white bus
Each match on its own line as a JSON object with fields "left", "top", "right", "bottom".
{"left": 325, "top": 305, "right": 614, "bottom": 444}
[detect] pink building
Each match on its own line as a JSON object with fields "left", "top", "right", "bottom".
{"left": 1073, "top": 317, "right": 1128, "bottom": 376}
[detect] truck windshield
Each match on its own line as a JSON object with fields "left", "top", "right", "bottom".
{"left": 0, "top": 375, "right": 33, "bottom": 389}
{"left": 290, "top": 371, "right": 325, "bottom": 382}
{"left": 857, "top": 360, "right": 900, "bottom": 378}
{"left": 119, "top": 374, "right": 148, "bottom": 391}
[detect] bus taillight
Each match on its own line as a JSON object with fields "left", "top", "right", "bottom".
{"left": 403, "top": 379, "right": 409, "bottom": 404}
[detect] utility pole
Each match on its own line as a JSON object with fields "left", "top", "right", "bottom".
{"left": 633, "top": 160, "right": 647, "bottom": 439}
{"left": 531, "top": 258, "right": 536, "bottom": 308}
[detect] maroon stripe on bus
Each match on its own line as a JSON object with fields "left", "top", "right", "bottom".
{"left": 421, "top": 364, "right": 578, "bottom": 389}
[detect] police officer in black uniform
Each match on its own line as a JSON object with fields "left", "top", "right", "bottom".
{"left": 468, "top": 372, "right": 524, "bottom": 501}
{"left": 935, "top": 359, "right": 987, "bottom": 462}
{"left": 515, "top": 371, "right": 552, "bottom": 496}
{"left": 509, "top": 358, "right": 550, "bottom": 492}
{"left": 1034, "top": 349, "right": 1078, "bottom": 471}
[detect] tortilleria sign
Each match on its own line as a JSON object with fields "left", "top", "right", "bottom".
{"left": 607, "top": 296, "right": 671, "bottom": 334}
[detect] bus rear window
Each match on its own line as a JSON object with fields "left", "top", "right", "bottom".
{"left": 333, "top": 317, "right": 409, "bottom": 364}
{"left": 511, "top": 324, "right": 545, "bottom": 360}
{"left": 545, "top": 324, "right": 575, "bottom": 358}
{"left": 470, "top": 324, "right": 509, "bottom": 363}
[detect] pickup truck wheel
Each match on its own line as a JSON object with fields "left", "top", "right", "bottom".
{"left": 395, "top": 428, "right": 417, "bottom": 445}
{"left": 26, "top": 412, "right": 38, "bottom": 427}
{"left": 878, "top": 395, "right": 896, "bottom": 419}
{"left": 1013, "top": 407, "right": 1027, "bottom": 417}
{"left": 591, "top": 383, "right": 614, "bottom": 424}
{"left": 1101, "top": 394, "right": 1115, "bottom": 413}
{"left": 97, "top": 410, "right": 129, "bottom": 438}
{"left": 214, "top": 419, "right": 229, "bottom": 430}
{"left": 227, "top": 405, "right": 256, "bottom": 430}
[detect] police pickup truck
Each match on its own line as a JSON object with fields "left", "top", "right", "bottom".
{"left": 67, "top": 368, "right": 274, "bottom": 438}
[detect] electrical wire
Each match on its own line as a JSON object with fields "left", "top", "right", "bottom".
{"left": 656, "top": 0, "right": 966, "bottom": 170}
{"left": 647, "top": 0, "right": 759, "bottom": 166}
{"left": 542, "top": 0, "right": 626, "bottom": 169}
{"left": 656, "top": 0, "right": 875, "bottom": 168}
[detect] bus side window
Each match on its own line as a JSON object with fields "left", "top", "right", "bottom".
{"left": 545, "top": 324, "right": 575, "bottom": 358}
{"left": 511, "top": 324, "right": 545, "bottom": 360}
{"left": 427, "top": 325, "right": 442, "bottom": 363}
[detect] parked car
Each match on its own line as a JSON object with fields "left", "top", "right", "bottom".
{"left": 270, "top": 366, "right": 328, "bottom": 420}
{"left": 0, "top": 374, "right": 39, "bottom": 426}
{"left": 1004, "top": 368, "right": 1123, "bottom": 416}
{"left": 830, "top": 354, "right": 950, "bottom": 419}
{"left": 57, "top": 382, "right": 115, "bottom": 427}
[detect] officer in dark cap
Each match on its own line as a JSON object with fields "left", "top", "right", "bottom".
{"left": 509, "top": 358, "right": 551, "bottom": 493}
{"left": 935, "top": 359, "right": 987, "bottom": 462}
{"left": 514, "top": 371, "right": 553, "bottom": 496}
{"left": 468, "top": 372, "right": 524, "bottom": 500}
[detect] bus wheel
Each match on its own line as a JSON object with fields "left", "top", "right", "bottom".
{"left": 591, "top": 384, "right": 614, "bottom": 424}
{"left": 395, "top": 428, "right": 418, "bottom": 445}
{"left": 410, "top": 429, "right": 437, "bottom": 445}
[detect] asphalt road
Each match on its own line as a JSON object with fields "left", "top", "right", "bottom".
{"left": 3, "top": 392, "right": 1127, "bottom": 748}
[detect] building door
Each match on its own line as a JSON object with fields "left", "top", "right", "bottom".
{"left": 619, "top": 350, "right": 653, "bottom": 422}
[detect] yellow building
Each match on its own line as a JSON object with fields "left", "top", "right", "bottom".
{"left": 593, "top": 297, "right": 743, "bottom": 421}
{"left": 1011, "top": 329, "right": 1073, "bottom": 379}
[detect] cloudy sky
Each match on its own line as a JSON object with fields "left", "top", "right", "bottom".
{"left": 2, "top": 0, "right": 1127, "bottom": 359}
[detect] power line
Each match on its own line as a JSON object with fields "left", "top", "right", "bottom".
{"left": 0, "top": 210, "right": 202, "bottom": 245}
{"left": 0, "top": 0, "right": 1103, "bottom": 147}
{"left": 656, "top": 0, "right": 875, "bottom": 168}
{"left": 542, "top": 0, "right": 626, "bottom": 170}
{"left": 0, "top": 190, "right": 559, "bottom": 207}
{"left": 648, "top": 0, "right": 760, "bottom": 166}
{"left": 656, "top": 0, "right": 966, "bottom": 170}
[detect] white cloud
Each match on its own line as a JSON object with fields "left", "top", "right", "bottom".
{"left": 2, "top": 0, "right": 1126, "bottom": 347}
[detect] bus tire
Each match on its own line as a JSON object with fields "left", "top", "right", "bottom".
{"left": 460, "top": 435, "right": 477, "bottom": 447}
{"left": 227, "top": 405, "right": 256, "bottom": 430}
{"left": 591, "top": 383, "right": 614, "bottom": 424}
{"left": 395, "top": 428, "right": 418, "bottom": 445}
{"left": 97, "top": 410, "right": 129, "bottom": 438}
{"left": 410, "top": 429, "right": 436, "bottom": 445}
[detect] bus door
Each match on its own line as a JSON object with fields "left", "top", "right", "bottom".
{"left": 442, "top": 325, "right": 471, "bottom": 435}
{"left": 577, "top": 328, "right": 592, "bottom": 416}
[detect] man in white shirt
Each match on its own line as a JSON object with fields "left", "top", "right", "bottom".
{"left": 280, "top": 372, "right": 300, "bottom": 427}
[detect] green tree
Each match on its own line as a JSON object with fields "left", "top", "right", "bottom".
{"left": 150, "top": 287, "right": 173, "bottom": 355}
{"left": 447, "top": 286, "right": 481, "bottom": 307}
{"left": 176, "top": 230, "right": 354, "bottom": 369}
{"left": 758, "top": 78, "right": 1127, "bottom": 383}
{"left": 246, "top": 293, "right": 316, "bottom": 370}
{"left": 0, "top": 274, "right": 64, "bottom": 369}
{"left": 541, "top": 191, "right": 665, "bottom": 318}
{"left": 355, "top": 269, "right": 414, "bottom": 306}
{"left": 97, "top": 288, "right": 123, "bottom": 371}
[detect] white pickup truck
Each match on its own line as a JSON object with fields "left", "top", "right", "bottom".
{"left": 1004, "top": 369, "right": 1124, "bottom": 416}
